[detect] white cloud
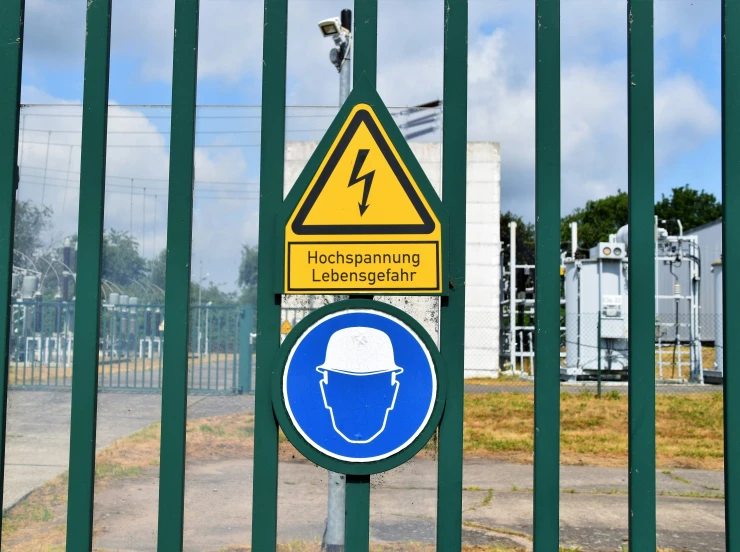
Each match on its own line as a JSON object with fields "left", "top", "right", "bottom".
{"left": 16, "top": 87, "right": 256, "bottom": 290}
{"left": 655, "top": 73, "right": 721, "bottom": 165}
{"left": 18, "top": 0, "right": 723, "bottom": 232}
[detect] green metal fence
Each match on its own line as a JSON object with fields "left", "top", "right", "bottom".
{"left": 0, "top": 0, "right": 738, "bottom": 551}
{"left": 5, "top": 301, "right": 248, "bottom": 394}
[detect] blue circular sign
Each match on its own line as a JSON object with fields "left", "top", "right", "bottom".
{"left": 282, "top": 308, "right": 438, "bottom": 464}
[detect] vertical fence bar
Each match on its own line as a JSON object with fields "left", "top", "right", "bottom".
{"left": 436, "top": 0, "right": 467, "bottom": 549}
{"left": 723, "top": 2, "right": 740, "bottom": 548}
{"left": 214, "top": 312, "right": 221, "bottom": 390}
{"left": 133, "top": 306, "right": 138, "bottom": 388}
{"left": 0, "top": 0, "right": 25, "bottom": 523}
{"left": 251, "top": 0, "right": 288, "bottom": 548}
{"left": 156, "top": 0, "right": 200, "bottom": 549}
{"left": 353, "top": 0, "right": 377, "bottom": 85}
{"left": 342, "top": 0, "right": 378, "bottom": 543}
{"left": 239, "top": 307, "right": 253, "bottom": 394}
{"left": 231, "top": 310, "right": 238, "bottom": 392}
{"left": 345, "top": 474, "right": 371, "bottom": 551}
{"left": 533, "top": 0, "right": 561, "bottom": 549}
{"left": 627, "top": 0, "right": 657, "bottom": 549}
{"left": 65, "top": 0, "right": 112, "bottom": 547}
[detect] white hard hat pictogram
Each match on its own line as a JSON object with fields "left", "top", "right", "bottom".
{"left": 317, "top": 327, "right": 404, "bottom": 375}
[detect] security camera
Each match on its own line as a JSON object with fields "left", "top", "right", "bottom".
{"left": 318, "top": 17, "right": 342, "bottom": 37}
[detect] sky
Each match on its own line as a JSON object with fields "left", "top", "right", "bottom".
{"left": 15, "top": 0, "right": 723, "bottom": 290}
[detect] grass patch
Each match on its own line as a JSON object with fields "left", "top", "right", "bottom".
{"left": 465, "top": 391, "right": 724, "bottom": 470}
{"left": 465, "top": 375, "right": 532, "bottom": 387}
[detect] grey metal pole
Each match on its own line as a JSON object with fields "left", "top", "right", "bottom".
{"left": 325, "top": 472, "right": 346, "bottom": 551}
{"left": 198, "top": 260, "right": 202, "bottom": 357}
{"left": 338, "top": 47, "right": 351, "bottom": 107}
{"left": 325, "top": 10, "right": 352, "bottom": 551}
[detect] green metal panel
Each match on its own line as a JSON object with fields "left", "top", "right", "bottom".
{"left": 627, "top": 1, "right": 657, "bottom": 549}
{"left": 346, "top": 474, "right": 371, "bottom": 552}
{"left": 0, "top": 0, "right": 24, "bottom": 531}
{"left": 353, "top": 0, "right": 377, "bottom": 85}
{"left": 156, "top": 0, "right": 200, "bottom": 549}
{"left": 436, "top": 0, "right": 467, "bottom": 549}
{"left": 723, "top": 2, "right": 740, "bottom": 549}
{"left": 65, "top": 0, "right": 112, "bottom": 549}
{"left": 533, "top": 1, "right": 561, "bottom": 549}
{"left": 251, "top": 0, "right": 288, "bottom": 548}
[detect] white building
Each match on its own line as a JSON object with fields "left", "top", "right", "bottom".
{"left": 282, "top": 141, "right": 501, "bottom": 379}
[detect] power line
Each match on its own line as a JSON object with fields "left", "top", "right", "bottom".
{"left": 21, "top": 127, "right": 329, "bottom": 135}
{"left": 20, "top": 139, "right": 261, "bottom": 148}
{"left": 20, "top": 164, "right": 259, "bottom": 187}
{"left": 18, "top": 179, "right": 259, "bottom": 200}
{"left": 19, "top": 172, "right": 258, "bottom": 194}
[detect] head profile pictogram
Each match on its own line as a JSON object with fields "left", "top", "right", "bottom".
{"left": 316, "top": 326, "right": 404, "bottom": 444}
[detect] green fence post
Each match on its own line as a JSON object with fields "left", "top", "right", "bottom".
{"left": 239, "top": 307, "right": 254, "bottom": 394}
{"left": 723, "top": 2, "right": 740, "bottom": 549}
{"left": 345, "top": 474, "right": 371, "bottom": 552}
{"left": 597, "top": 314, "right": 602, "bottom": 398}
{"left": 353, "top": 0, "right": 378, "bottom": 86}
{"left": 156, "top": 0, "right": 200, "bottom": 549}
{"left": 251, "top": 0, "right": 288, "bottom": 548}
{"left": 0, "top": 0, "right": 25, "bottom": 529}
{"left": 436, "top": 0, "right": 467, "bottom": 549}
{"left": 627, "top": 0, "right": 657, "bottom": 549}
{"left": 65, "top": 0, "right": 112, "bottom": 548}
{"left": 340, "top": 2, "right": 378, "bottom": 548}
{"left": 533, "top": 0, "right": 561, "bottom": 549}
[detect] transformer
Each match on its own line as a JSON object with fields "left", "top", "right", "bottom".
{"left": 563, "top": 249, "right": 629, "bottom": 381}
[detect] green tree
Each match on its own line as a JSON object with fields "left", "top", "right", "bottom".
{"left": 500, "top": 211, "right": 535, "bottom": 268}
{"left": 13, "top": 200, "right": 53, "bottom": 261}
{"left": 190, "top": 281, "right": 237, "bottom": 306}
{"left": 149, "top": 249, "right": 167, "bottom": 290}
{"left": 102, "top": 230, "right": 146, "bottom": 286}
{"left": 559, "top": 186, "right": 722, "bottom": 251}
{"left": 560, "top": 191, "right": 629, "bottom": 252}
{"left": 238, "top": 244, "right": 258, "bottom": 306}
{"left": 655, "top": 185, "right": 722, "bottom": 235}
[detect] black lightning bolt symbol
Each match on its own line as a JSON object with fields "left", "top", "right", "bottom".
{"left": 347, "top": 149, "right": 375, "bottom": 216}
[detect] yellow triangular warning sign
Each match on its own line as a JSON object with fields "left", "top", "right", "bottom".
{"left": 291, "top": 105, "right": 435, "bottom": 235}
{"left": 280, "top": 320, "right": 292, "bottom": 334}
{"left": 282, "top": 98, "right": 445, "bottom": 296}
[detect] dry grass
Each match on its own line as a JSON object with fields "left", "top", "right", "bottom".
{"left": 465, "top": 391, "right": 724, "bottom": 470}
{"left": 491, "top": 346, "right": 722, "bottom": 381}
{"left": 7, "top": 358, "right": 161, "bottom": 386}
{"left": 7, "top": 353, "right": 237, "bottom": 386}
{"left": 465, "top": 375, "right": 532, "bottom": 387}
{"left": 655, "top": 345, "right": 718, "bottom": 379}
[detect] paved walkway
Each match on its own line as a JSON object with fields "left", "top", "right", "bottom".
{"left": 3, "top": 388, "right": 727, "bottom": 550}
{"left": 2, "top": 389, "right": 253, "bottom": 509}
{"left": 91, "top": 458, "right": 725, "bottom": 551}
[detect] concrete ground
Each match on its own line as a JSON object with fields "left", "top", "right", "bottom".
{"left": 91, "top": 458, "right": 725, "bottom": 552}
{"left": 2, "top": 387, "right": 727, "bottom": 551}
{"left": 2, "top": 389, "right": 253, "bottom": 509}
